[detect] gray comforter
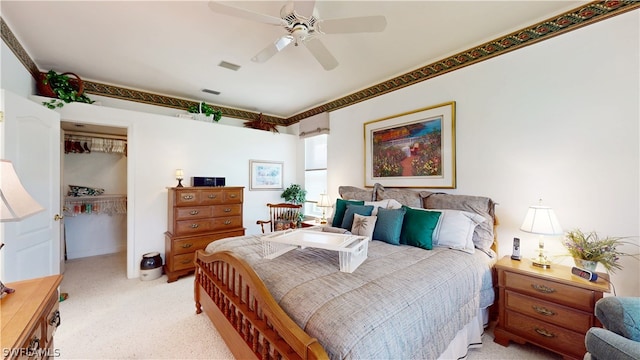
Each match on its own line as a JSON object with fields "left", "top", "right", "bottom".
{"left": 205, "top": 233, "right": 494, "bottom": 359}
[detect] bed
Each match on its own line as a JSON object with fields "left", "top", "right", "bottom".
{"left": 194, "top": 184, "right": 498, "bottom": 359}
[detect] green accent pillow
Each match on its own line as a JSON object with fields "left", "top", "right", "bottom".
{"left": 400, "top": 206, "right": 441, "bottom": 250}
{"left": 372, "top": 207, "right": 406, "bottom": 245}
{"left": 340, "top": 204, "right": 374, "bottom": 230}
{"left": 332, "top": 199, "right": 365, "bottom": 227}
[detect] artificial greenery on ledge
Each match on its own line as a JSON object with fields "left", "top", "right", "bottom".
{"left": 187, "top": 101, "right": 223, "bottom": 122}
{"left": 40, "top": 70, "right": 95, "bottom": 109}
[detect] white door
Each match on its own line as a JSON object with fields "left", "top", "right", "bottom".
{"left": 1, "top": 90, "right": 61, "bottom": 281}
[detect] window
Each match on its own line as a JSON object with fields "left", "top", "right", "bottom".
{"left": 304, "top": 134, "right": 327, "bottom": 217}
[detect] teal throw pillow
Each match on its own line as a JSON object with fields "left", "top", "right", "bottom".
{"left": 372, "top": 207, "right": 406, "bottom": 245}
{"left": 332, "top": 199, "right": 365, "bottom": 227}
{"left": 340, "top": 204, "right": 374, "bottom": 230}
{"left": 400, "top": 206, "right": 441, "bottom": 250}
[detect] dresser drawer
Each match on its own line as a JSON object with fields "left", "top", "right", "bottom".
{"left": 174, "top": 190, "right": 200, "bottom": 206}
{"left": 44, "top": 294, "right": 60, "bottom": 349}
{"left": 175, "top": 206, "right": 214, "bottom": 220}
{"left": 199, "top": 189, "right": 225, "bottom": 205}
{"left": 503, "top": 271, "right": 595, "bottom": 311}
{"left": 210, "top": 216, "right": 242, "bottom": 231}
{"left": 172, "top": 253, "right": 196, "bottom": 271}
{"left": 223, "top": 189, "right": 243, "bottom": 203}
{"left": 211, "top": 204, "right": 242, "bottom": 217}
{"left": 504, "top": 310, "right": 585, "bottom": 358}
{"left": 174, "top": 219, "right": 215, "bottom": 235}
{"left": 172, "top": 236, "right": 216, "bottom": 255}
{"left": 505, "top": 290, "right": 592, "bottom": 333}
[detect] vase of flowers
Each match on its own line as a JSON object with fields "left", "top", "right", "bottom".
{"left": 564, "top": 229, "right": 633, "bottom": 273}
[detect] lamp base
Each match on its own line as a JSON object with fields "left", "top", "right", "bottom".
{"left": 320, "top": 219, "right": 327, "bottom": 224}
{"left": 0, "top": 280, "right": 15, "bottom": 298}
{"left": 532, "top": 255, "right": 552, "bottom": 269}
{"left": 176, "top": 179, "right": 183, "bottom": 188}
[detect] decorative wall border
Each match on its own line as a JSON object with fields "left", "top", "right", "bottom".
{"left": 2, "top": 1, "right": 638, "bottom": 126}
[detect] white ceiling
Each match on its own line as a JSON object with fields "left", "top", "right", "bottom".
{"left": 2, "top": 1, "right": 587, "bottom": 119}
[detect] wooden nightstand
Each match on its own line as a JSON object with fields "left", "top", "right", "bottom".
{"left": 301, "top": 219, "right": 328, "bottom": 228}
{"left": 493, "top": 256, "right": 610, "bottom": 360}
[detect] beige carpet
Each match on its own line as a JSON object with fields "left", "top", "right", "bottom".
{"left": 56, "top": 252, "right": 561, "bottom": 359}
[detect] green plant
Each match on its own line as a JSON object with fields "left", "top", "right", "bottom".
{"left": 188, "top": 101, "right": 222, "bottom": 122}
{"left": 41, "top": 70, "right": 94, "bottom": 109}
{"left": 564, "top": 229, "right": 638, "bottom": 273}
{"left": 281, "top": 184, "right": 306, "bottom": 205}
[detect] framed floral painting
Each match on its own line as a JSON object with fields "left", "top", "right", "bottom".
{"left": 363, "top": 101, "right": 456, "bottom": 188}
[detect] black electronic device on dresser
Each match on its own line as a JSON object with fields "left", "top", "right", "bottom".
{"left": 191, "top": 177, "right": 226, "bottom": 187}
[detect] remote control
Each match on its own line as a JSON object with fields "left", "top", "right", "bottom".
{"left": 571, "top": 266, "right": 598, "bottom": 282}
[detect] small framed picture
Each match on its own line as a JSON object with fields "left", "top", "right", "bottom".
{"left": 249, "top": 160, "right": 284, "bottom": 190}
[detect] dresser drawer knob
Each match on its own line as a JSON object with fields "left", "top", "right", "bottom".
{"left": 190, "top": 224, "right": 199, "bottom": 229}
{"left": 531, "top": 284, "right": 556, "bottom": 294}
{"left": 534, "top": 327, "right": 556, "bottom": 338}
{"left": 182, "top": 243, "right": 193, "bottom": 249}
{"left": 181, "top": 259, "right": 191, "bottom": 264}
{"left": 208, "top": 194, "right": 217, "bottom": 199}
{"left": 532, "top": 305, "right": 556, "bottom": 316}
{"left": 49, "top": 309, "right": 61, "bottom": 327}
{"left": 224, "top": 208, "right": 232, "bottom": 212}
{"left": 229, "top": 194, "right": 237, "bottom": 198}
{"left": 190, "top": 210, "right": 199, "bottom": 215}
{"left": 224, "top": 220, "right": 232, "bottom": 225}
{"left": 182, "top": 195, "right": 194, "bottom": 200}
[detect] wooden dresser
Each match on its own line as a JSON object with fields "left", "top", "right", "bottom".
{"left": 165, "top": 187, "right": 245, "bottom": 282}
{"left": 493, "top": 256, "right": 610, "bottom": 360}
{"left": 1, "top": 275, "right": 63, "bottom": 360}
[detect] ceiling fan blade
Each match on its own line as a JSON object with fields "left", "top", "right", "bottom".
{"left": 304, "top": 38, "right": 338, "bottom": 71}
{"left": 208, "top": 1, "right": 287, "bottom": 26}
{"left": 293, "top": 0, "right": 316, "bottom": 19}
{"left": 251, "top": 36, "right": 294, "bottom": 63}
{"left": 318, "top": 16, "right": 387, "bottom": 34}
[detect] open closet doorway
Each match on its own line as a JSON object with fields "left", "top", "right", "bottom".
{"left": 60, "top": 121, "right": 128, "bottom": 276}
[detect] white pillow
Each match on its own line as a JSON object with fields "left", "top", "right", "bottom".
{"left": 432, "top": 209, "right": 485, "bottom": 254}
{"left": 364, "top": 199, "right": 391, "bottom": 216}
{"left": 351, "top": 213, "right": 377, "bottom": 240}
{"left": 385, "top": 199, "right": 403, "bottom": 209}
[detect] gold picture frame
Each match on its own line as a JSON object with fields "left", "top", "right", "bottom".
{"left": 364, "top": 101, "right": 456, "bottom": 188}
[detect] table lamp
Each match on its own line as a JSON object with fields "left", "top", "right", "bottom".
{"left": 317, "top": 194, "right": 331, "bottom": 224}
{"left": 520, "top": 201, "right": 562, "bottom": 269}
{"left": 175, "top": 169, "right": 184, "bottom": 187}
{"left": 1, "top": 160, "right": 45, "bottom": 296}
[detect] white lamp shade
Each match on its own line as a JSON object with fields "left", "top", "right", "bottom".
{"left": 1, "top": 160, "right": 45, "bottom": 222}
{"left": 520, "top": 205, "right": 562, "bottom": 235}
{"left": 175, "top": 169, "right": 184, "bottom": 179}
{"left": 317, "top": 194, "right": 331, "bottom": 208}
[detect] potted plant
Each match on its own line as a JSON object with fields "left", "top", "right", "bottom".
{"left": 281, "top": 184, "right": 306, "bottom": 205}
{"left": 188, "top": 101, "right": 222, "bottom": 122}
{"left": 564, "top": 229, "right": 637, "bottom": 273}
{"left": 38, "top": 70, "right": 95, "bottom": 109}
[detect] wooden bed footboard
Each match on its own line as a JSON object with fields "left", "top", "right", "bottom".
{"left": 194, "top": 249, "right": 329, "bottom": 360}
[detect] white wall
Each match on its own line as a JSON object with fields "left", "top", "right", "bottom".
{"left": 54, "top": 102, "right": 298, "bottom": 278}
{"left": 329, "top": 11, "right": 640, "bottom": 296}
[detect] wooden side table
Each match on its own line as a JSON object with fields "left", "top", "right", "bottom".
{"left": 493, "top": 256, "right": 610, "bottom": 360}
{"left": 1, "top": 275, "right": 63, "bottom": 359}
{"left": 301, "top": 219, "right": 328, "bottom": 228}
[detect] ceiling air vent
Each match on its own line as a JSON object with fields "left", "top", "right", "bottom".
{"left": 218, "top": 61, "right": 241, "bottom": 71}
{"left": 202, "top": 89, "right": 221, "bottom": 95}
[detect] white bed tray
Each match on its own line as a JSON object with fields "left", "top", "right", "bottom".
{"left": 261, "top": 229, "right": 369, "bottom": 273}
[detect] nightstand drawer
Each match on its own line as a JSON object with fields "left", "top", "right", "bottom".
{"left": 503, "top": 271, "right": 595, "bottom": 311}
{"left": 505, "top": 290, "right": 592, "bottom": 333}
{"left": 504, "top": 310, "right": 585, "bottom": 358}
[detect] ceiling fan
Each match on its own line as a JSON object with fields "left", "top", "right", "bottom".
{"left": 208, "top": 1, "right": 387, "bottom": 71}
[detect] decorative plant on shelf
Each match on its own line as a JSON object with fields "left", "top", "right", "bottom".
{"left": 564, "top": 228, "right": 638, "bottom": 273}
{"left": 281, "top": 184, "right": 307, "bottom": 205}
{"left": 39, "top": 70, "right": 95, "bottom": 109}
{"left": 188, "top": 102, "right": 222, "bottom": 122}
{"left": 244, "top": 113, "right": 279, "bottom": 133}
